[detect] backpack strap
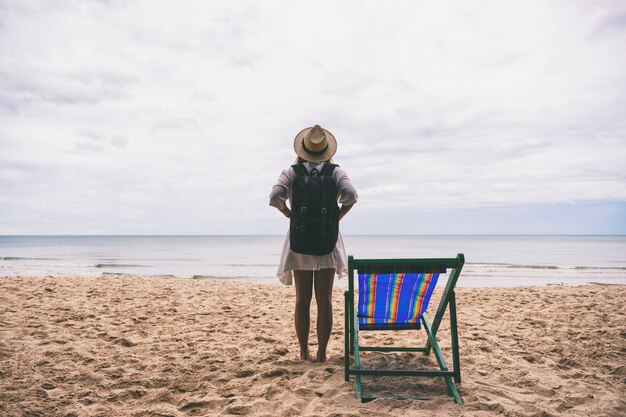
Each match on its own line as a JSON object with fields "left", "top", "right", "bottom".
{"left": 319, "top": 164, "right": 338, "bottom": 234}
{"left": 320, "top": 163, "right": 338, "bottom": 176}
{"left": 291, "top": 163, "right": 310, "bottom": 223}
{"left": 291, "top": 163, "right": 308, "bottom": 176}
{"left": 292, "top": 163, "right": 310, "bottom": 194}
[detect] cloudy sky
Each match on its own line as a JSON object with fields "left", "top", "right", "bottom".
{"left": 1, "top": 0, "right": 625, "bottom": 235}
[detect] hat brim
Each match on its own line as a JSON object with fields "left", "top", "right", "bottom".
{"left": 293, "top": 127, "right": 337, "bottom": 162}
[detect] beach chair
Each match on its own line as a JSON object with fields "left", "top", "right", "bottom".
{"left": 344, "top": 254, "right": 465, "bottom": 403}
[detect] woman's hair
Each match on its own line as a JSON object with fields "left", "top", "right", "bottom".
{"left": 295, "top": 156, "right": 332, "bottom": 164}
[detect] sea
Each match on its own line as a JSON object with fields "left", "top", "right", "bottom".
{"left": 1, "top": 235, "right": 625, "bottom": 287}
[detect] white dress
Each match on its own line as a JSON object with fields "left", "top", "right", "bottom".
{"left": 269, "top": 161, "right": 358, "bottom": 285}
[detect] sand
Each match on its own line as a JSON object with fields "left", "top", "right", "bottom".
{"left": 0, "top": 276, "right": 624, "bottom": 417}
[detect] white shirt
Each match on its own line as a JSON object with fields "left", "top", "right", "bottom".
{"left": 269, "top": 161, "right": 358, "bottom": 285}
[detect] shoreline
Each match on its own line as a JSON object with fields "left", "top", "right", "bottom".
{"left": 2, "top": 272, "right": 625, "bottom": 288}
{"left": 1, "top": 275, "right": 624, "bottom": 416}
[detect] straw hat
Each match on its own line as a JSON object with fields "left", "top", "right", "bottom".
{"left": 293, "top": 125, "right": 337, "bottom": 163}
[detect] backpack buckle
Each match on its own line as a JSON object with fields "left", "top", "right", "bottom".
{"left": 301, "top": 207, "right": 308, "bottom": 214}
{"left": 321, "top": 208, "right": 327, "bottom": 214}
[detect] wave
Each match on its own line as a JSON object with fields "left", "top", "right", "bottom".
{"left": 101, "top": 272, "right": 176, "bottom": 278}
{"left": 95, "top": 264, "right": 145, "bottom": 268}
{"left": 467, "top": 262, "right": 626, "bottom": 271}
{"left": 574, "top": 266, "right": 626, "bottom": 271}
{"left": 506, "top": 264, "right": 558, "bottom": 270}
{"left": 1, "top": 256, "right": 58, "bottom": 260}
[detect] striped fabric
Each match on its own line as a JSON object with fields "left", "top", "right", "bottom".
{"left": 357, "top": 273, "right": 439, "bottom": 331}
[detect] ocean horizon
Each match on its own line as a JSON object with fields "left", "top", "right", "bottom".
{"left": 1, "top": 234, "right": 625, "bottom": 287}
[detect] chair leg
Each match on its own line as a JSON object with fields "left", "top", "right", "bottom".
{"left": 344, "top": 291, "right": 350, "bottom": 381}
{"left": 449, "top": 291, "right": 461, "bottom": 384}
{"left": 423, "top": 315, "right": 462, "bottom": 403}
{"left": 352, "top": 308, "right": 364, "bottom": 401}
{"left": 349, "top": 300, "right": 355, "bottom": 355}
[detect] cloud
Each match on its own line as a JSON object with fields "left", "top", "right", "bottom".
{"left": 0, "top": 68, "right": 133, "bottom": 109}
{"left": 0, "top": 0, "right": 625, "bottom": 234}
{"left": 75, "top": 129, "right": 129, "bottom": 150}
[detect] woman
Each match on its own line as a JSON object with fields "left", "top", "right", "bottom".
{"left": 269, "top": 124, "right": 358, "bottom": 362}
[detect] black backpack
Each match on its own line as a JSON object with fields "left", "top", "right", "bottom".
{"left": 289, "top": 163, "right": 340, "bottom": 255}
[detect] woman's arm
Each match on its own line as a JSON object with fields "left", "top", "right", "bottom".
{"left": 335, "top": 167, "right": 358, "bottom": 221}
{"left": 339, "top": 203, "right": 354, "bottom": 221}
{"left": 269, "top": 168, "right": 293, "bottom": 217}
{"left": 278, "top": 206, "right": 291, "bottom": 218}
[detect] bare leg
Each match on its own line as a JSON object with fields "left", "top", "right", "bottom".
{"left": 313, "top": 268, "right": 335, "bottom": 362}
{"left": 293, "top": 270, "right": 313, "bottom": 360}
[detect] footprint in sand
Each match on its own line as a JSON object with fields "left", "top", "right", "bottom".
{"left": 114, "top": 338, "right": 136, "bottom": 347}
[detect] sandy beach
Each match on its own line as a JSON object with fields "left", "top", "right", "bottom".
{"left": 0, "top": 276, "right": 624, "bottom": 417}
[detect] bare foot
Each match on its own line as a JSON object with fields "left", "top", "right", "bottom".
{"left": 295, "top": 350, "right": 309, "bottom": 362}
{"left": 314, "top": 352, "right": 332, "bottom": 363}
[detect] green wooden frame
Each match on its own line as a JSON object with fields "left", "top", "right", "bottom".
{"left": 344, "top": 253, "right": 465, "bottom": 403}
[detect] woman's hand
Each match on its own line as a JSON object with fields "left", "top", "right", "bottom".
{"left": 279, "top": 207, "right": 291, "bottom": 218}
{"left": 338, "top": 203, "right": 355, "bottom": 221}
